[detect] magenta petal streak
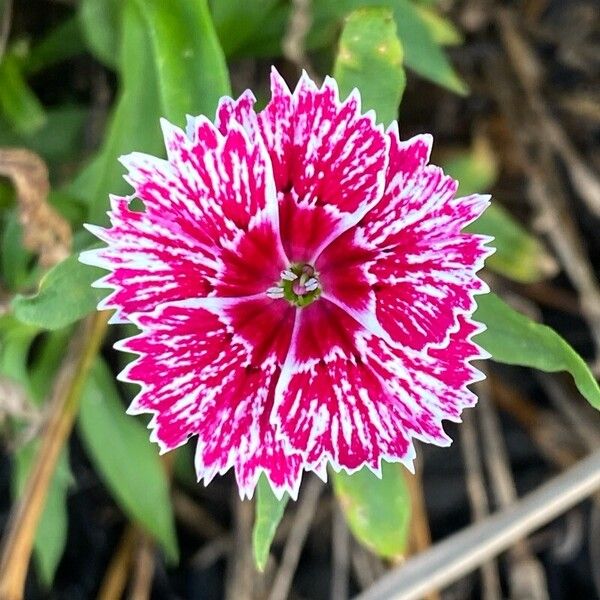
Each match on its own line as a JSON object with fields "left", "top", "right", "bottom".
{"left": 82, "top": 68, "right": 493, "bottom": 499}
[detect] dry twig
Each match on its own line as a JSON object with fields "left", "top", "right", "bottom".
{"left": 489, "top": 374, "right": 584, "bottom": 469}
{"left": 172, "top": 489, "right": 225, "bottom": 540}
{"left": 477, "top": 380, "right": 549, "bottom": 600}
{"left": 351, "top": 542, "right": 386, "bottom": 591}
{"left": 496, "top": 9, "right": 600, "bottom": 218}
{"left": 282, "top": 0, "right": 318, "bottom": 80}
{"left": 459, "top": 409, "right": 502, "bottom": 600}
{"left": 268, "top": 477, "right": 323, "bottom": 600}
{"left": 356, "top": 450, "right": 600, "bottom": 600}
{"left": 225, "top": 495, "right": 256, "bottom": 600}
{"left": 331, "top": 505, "right": 350, "bottom": 600}
{"left": 404, "top": 464, "right": 440, "bottom": 600}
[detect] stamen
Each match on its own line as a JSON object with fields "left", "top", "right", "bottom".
{"left": 266, "top": 286, "right": 285, "bottom": 299}
{"left": 304, "top": 278, "right": 319, "bottom": 292}
{"left": 281, "top": 269, "right": 298, "bottom": 281}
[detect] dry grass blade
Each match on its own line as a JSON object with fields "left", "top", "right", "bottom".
{"left": 496, "top": 9, "right": 600, "bottom": 218}
{"left": 0, "top": 148, "right": 71, "bottom": 268}
{"left": 172, "top": 489, "right": 225, "bottom": 540}
{"left": 485, "top": 23, "right": 600, "bottom": 372}
{"left": 0, "top": 311, "right": 109, "bottom": 600}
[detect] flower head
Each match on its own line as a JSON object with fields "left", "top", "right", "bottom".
{"left": 81, "top": 68, "right": 493, "bottom": 499}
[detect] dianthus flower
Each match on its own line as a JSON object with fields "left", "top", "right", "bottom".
{"left": 81, "top": 68, "right": 492, "bottom": 499}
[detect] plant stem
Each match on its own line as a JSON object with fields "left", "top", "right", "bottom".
{"left": 0, "top": 311, "right": 109, "bottom": 600}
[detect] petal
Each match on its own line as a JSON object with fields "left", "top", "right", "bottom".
{"left": 316, "top": 227, "right": 389, "bottom": 342}
{"left": 118, "top": 296, "right": 303, "bottom": 500}
{"left": 123, "top": 118, "right": 282, "bottom": 252}
{"left": 258, "top": 69, "right": 388, "bottom": 261}
{"left": 257, "top": 67, "right": 294, "bottom": 191}
{"left": 349, "top": 128, "right": 493, "bottom": 351}
{"left": 273, "top": 300, "right": 485, "bottom": 474}
{"left": 213, "top": 89, "right": 259, "bottom": 138}
{"left": 368, "top": 191, "right": 492, "bottom": 351}
{"left": 84, "top": 118, "right": 288, "bottom": 319}
{"left": 362, "top": 128, "right": 433, "bottom": 230}
{"left": 80, "top": 195, "right": 217, "bottom": 322}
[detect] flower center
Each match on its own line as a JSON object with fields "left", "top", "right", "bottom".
{"left": 266, "top": 263, "right": 321, "bottom": 307}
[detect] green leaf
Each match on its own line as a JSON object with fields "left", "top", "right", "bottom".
{"left": 0, "top": 315, "right": 39, "bottom": 389}
{"left": 134, "top": 0, "right": 231, "bottom": 125}
{"left": 211, "top": 0, "right": 283, "bottom": 57}
{"left": 68, "top": 0, "right": 164, "bottom": 223}
{"left": 0, "top": 52, "right": 46, "bottom": 135}
{"left": 332, "top": 462, "right": 411, "bottom": 558}
{"left": 442, "top": 143, "right": 557, "bottom": 283}
{"left": 475, "top": 293, "right": 600, "bottom": 409}
{"left": 310, "top": 0, "right": 467, "bottom": 94}
{"left": 392, "top": 0, "right": 467, "bottom": 94}
{"left": 29, "top": 328, "right": 74, "bottom": 402}
{"left": 1, "top": 210, "right": 36, "bottom": 292}
{"left": 78, "top": 359, "right": 179, "bottom": 561}
{"left": 78, "top": 0, "right": 122, "bottom": 68}
{"left": 70, "top": 0, "right": 230, "bottom": 223}
{"left": 334, "top": 8, "right": 406, "bottom": 127}
{"left": 14, "top": 444, "right": 72, "bottom": 587}
{"left": 11, "top": 254, "right": 106, "bottom": 330}
{"left": 413, "top": 4, "right": 463, "bottom": 46}
{"left": 252, "top": 475, "right": 289, "bottom": 571}
{"left": 232, "top": 5, "right": 290, "bottom": 58}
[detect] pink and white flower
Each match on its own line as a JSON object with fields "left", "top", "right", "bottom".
{"left": 81, "top": 68, "right": 493, "bottom": 500}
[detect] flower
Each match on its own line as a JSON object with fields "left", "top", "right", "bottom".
{"left": 81, "top": 68, "right": 493, "bottom": 500}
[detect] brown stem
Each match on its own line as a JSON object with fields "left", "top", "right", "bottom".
{"left": 128, "top": 531, "right": 156, "bottom": 600}
{"left": 0, "top": 311, "right": 109, "bottom": 600}
{"left": 97, "top": 525, "right": 137, "bottom": 600}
